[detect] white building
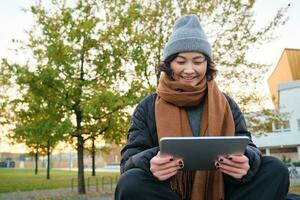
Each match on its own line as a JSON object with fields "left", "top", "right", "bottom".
{"left": 253, "top": 48, "right": 300, "bottom": 161}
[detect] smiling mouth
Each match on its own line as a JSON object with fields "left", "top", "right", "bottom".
{"left": 180, "top": 76, "right": 198, "bottom": 81}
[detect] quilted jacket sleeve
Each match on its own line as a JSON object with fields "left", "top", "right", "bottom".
{"left": 224, "top": 94, "right": 262, "bottom": 184}
{"left": 120, "top": 94, "right": 159, "bottom": 174}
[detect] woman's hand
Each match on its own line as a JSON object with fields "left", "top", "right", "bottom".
{"left": 216, "top": 155, "right": 250, "bottom": 179}
{"left": 150, "top": 151, "right": 183, "bottom": 181}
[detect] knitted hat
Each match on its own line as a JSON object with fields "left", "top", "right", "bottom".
{"left": 163, "top": 14, "right": 212, "bottom": 60}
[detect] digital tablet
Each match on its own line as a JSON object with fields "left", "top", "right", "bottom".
{"left": 159, "top": 136, "right": 249, "bottom": 171}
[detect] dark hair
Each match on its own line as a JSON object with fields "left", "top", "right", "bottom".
{"left": 157, "top": 53, "right": 217, "bottom": 81}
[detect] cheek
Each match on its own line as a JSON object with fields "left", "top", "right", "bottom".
{"left": 170, "top": 63, "right": 181, "bottom": 75}
{"left": 197, "top": 65, "right": 207, "bottom": 76}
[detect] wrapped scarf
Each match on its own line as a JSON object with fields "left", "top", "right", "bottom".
{"left": 155, "top": 74, "right": 235, "bottom": 200}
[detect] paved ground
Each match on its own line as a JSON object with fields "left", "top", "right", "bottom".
{"left": 0, "top": 187, "right": 114, "bottom": 200}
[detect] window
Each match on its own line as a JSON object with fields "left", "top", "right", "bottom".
{"left": 297, "top": 119, "right": 300, "bottom": 131}
{"left": 273, "top": 122, "right": 281, "bottom": 132}
{"left": 282, "top": 120, "right": 291, "bottom": 132}
{"left": 272, "top": 120, "right": 291, "bottom": 132}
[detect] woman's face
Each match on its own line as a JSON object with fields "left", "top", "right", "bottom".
{"left": 170, "top": 52, "right": 207, "bottom": 86}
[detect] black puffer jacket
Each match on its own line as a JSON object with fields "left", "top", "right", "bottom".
{"left": 120, "top": 93, "right": 262, "bottom": 184}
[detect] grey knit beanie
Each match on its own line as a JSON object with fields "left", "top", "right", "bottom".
{"left": 163, "top": 14, "right": 212, "bottom": 60}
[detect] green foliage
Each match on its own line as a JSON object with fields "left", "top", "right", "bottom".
{"left": 292, "top": 161, "right": 300, "bottom": 167}
{"left": 245, "top": 108, "right": 289, "bottom": 135}
{"left": 2, "top": 0, "right": 140, "bottom": 147}
{"left": 104, "top": 0, "right": 289, "bottom": 111}
{"left": 281, "top": 156, "right": 300, "bottom": 167}
{"left": 103, "top": 0, "right": 289, "bottom": 135}
{"left": 282, "top": 156, "right": 292, "bottom": 167}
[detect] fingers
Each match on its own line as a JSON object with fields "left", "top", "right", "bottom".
{"left": 215, "top": 155, "right": 250, "bottom": 179}
{"left": 226, "top": 155, "right": 249, "bottom": 163}
{"left": 150, "top": 154, "right": 174, "bottom": 166}
{"left": 217, "top": 155, "right": 249, "bottom": 168}
{"left": 218, "top": 167, "right": 246, "bottom": 179}
{"left": 151, "top": 164, "right": 182, "bottom": 181}
{"left": 150, "top": 152, "right": 184, "bottom": 181}
{"left": 151, "top": 153, "right": 182, "bottom": 170}
{"left": 151, "top": 157, "right": 182, "bottom": 172}
{"left": 218, "top": 162, "right": 248, "bottom": 177}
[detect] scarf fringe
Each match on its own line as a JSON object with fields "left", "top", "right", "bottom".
{"left": 170, "top": 171, "right": 195, "bottom": 200}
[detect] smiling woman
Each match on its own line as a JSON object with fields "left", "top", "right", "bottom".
{"left": 115, "top": 14, "right": 290, "bottom": 200}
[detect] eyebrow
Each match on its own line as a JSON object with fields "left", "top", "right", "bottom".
{"left": 176, "top": 55, "right": 205, "bottom": 60}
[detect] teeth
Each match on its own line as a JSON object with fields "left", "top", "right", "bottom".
{"left": 182, "top": 77, "right": 195, "bottom": 80}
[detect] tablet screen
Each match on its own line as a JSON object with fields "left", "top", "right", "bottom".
{"left": 159, "top": 136, "right": 249, "bottom": 170}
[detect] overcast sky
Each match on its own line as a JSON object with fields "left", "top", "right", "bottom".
{"left": 1, "top": 0, "right": 299, "bottom": 65}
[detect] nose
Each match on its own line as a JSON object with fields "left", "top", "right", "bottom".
{"left": 183, "top": 63, "right": 195, "bottom": 74}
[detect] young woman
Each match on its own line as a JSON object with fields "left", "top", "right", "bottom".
{"left": 115, "top": 14, "right": 289, "bottom": 200}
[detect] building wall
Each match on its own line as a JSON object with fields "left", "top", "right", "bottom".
{"left": 268, "top": 51, "right": 293, "bottom": 107}
{"left": 254, "top": 80, "right": 300, "bottom": 161}
{"left": 267, "top": 48, "right": 300, "bottom": 107}
{"left": 278, "top": 81, "right": 300, "bottom": 132}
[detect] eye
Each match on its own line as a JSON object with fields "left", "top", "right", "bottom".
{"left": 176, "top": 61, "right": 185, "bottom": 65}
{"left": 194, "top": 62, "right": 202, "bottom": 65}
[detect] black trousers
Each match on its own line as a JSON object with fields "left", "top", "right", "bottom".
{"left": 115, "top": 156, "right": 290, "bottom": 200}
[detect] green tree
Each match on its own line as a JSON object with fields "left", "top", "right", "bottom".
{"left": 7, "top": 64, "right": 70, "bottom": 178}
{"left": 83, "top": 92, "right": 131, "bottom": 176}
{"left": 2, "top": 0, "right": 138, "bottom": 194}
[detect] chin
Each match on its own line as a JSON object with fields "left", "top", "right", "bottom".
{"left": 180, "top": 80, "right": 198, "bottom": 86}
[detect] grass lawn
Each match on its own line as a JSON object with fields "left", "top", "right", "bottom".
{"left": 1, "top": 168, "right": 299, "bottom": 195}
{"left": 0, "top": 168, "right": 119, "bottom": 193}
{"left": 290, "top": 185, "right": 300, "bottom": 195}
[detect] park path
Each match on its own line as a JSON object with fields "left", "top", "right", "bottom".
{"left": 0, "top": 187, "right": 114, "bottom": 200}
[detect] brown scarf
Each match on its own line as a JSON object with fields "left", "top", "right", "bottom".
{"left": 155, "top": 74, "right": 235, "bottom": 200}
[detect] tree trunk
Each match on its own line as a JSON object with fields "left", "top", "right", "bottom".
{"left": 46, "top": 140, "right": 50, "bottom": 180}
{"left": 75, "top": 99, "right": 85, "bottom": 194}
{"left": 34, "top": 146, "right": 38, "bottom": 175}
{"left": 76, "top": 46, "right": 86, "bottom": 194}
{"left": 77, "top": 135, "right": 86, "bottom": 194}
{"left": 92, "top": 137, "right": 96, "bottom": 176}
